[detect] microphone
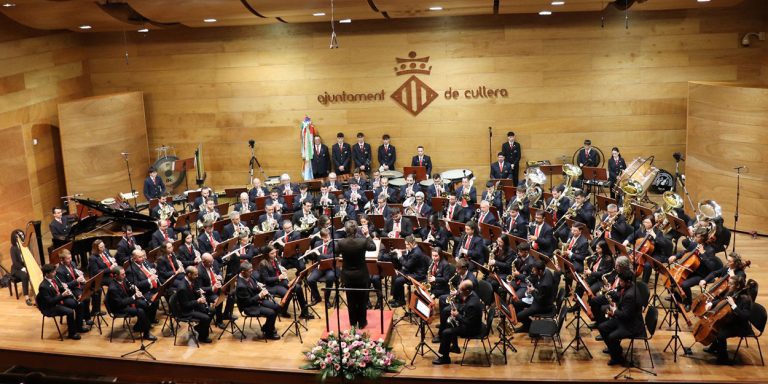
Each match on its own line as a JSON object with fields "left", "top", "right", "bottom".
{"left": 734, "top": 166, "right": 748, "bottom": 173}
{"left": 120, "top": 152, "right": 130, "bottom": 156}
{"left": 672, "top": 152, "right": 684, "bottom": 162}
{"left": 248, "top": 139, "right": 256, "bottom": 148}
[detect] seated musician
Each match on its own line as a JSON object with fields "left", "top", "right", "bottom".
{"left": 193, "top": 186, "right": 218, "bottom": 210}
{"left": 327, "top": 172, "right": 341, "bottom": 191}
{"left": 510, "top": 243, "right": 535, "bottom": 299}
{"left": 155, "top": 241, "right": 185, "bottom": 284}
{"left": 266, "top": 188, "right": 287, "bottom": 214}
{"left": 547, "top": 184, "right": 571, "bottom": 242}
{"left": 357, "top": 215, "right": 375, "bottom": 238}
{"left": 486, "top": 236, "right": 514, "bottom": 296}
{"left": 528, "top": 210, "right": 556, "bottom": 255}
{"left": 503, "top": 205, "right": 528, "bottom": 239}
{"left": 236, "top": 262, "right": 281, "bottom": 340}
{"left": 588, "top": 256, "right": 631, "bottom": 330}
{"left": 248, "top": 177, "right": 268, "bottom": 201}
{"left": 106, "top": 266, "right": 157, "bottom": 341}
{"left": 374, "top": 177, "right": 398, "bottom": 204}
{"left": 411, "top": 145, "right": 433, "bottom": 178}
{"left": 143, "top": 166, "right": 165, "bottom": 201}
{"left": 305, "top": 228, "right": 336, "bottom": 307}
{"left": 125, "top": 249, "right": 160, "bottom": 324}
{"left": 513, "top": 259, "right": 556, "bottom": 333}
{"left": 593, "top": 203, "right": 632, "bottom": 245}
{"left": 233, "top": 192, "right": 256, "bottom": 214}
{"left": 150, "top": 193, "right": 175, "bottom": 221}
{"left": 87, "top": 239, "right": 116, "bottom": 316}
{"left": 348, "top": 169, "right": 368, "bottom": 191}
{"left": 476, "top": 200, "right": 498, "bottom": 226}
{"left": 490, "top": 152, "right": 512, "bottom": 180}
{"left": 432, "top": 280, "right": 484, "bottom": 365}
{"left": 55, "top": 251, "right": 92, "bottom": 329}
{"left": 178, "top": 231, "right": 201, "bottom": 267}
{"left": 581, "top": 241, "right": 616, "bottom": 297}
{"left": 222, "top": 211, "right": 249, "bottom": 240}
{"left": 197, "top": 253, "right": 230, "bottom": 328}
{"left": 598, "top": 270, "right": 644, "bottom": 366}
{"left": 345, "top": 180, "right": 367, "bottom": 213}
{"left": 455, "top": 177, "right": 477, "bottom": 220}
{"left": 426, "top": 247, "right": 453, "bottom": 299}
{"left": 334, "top": 194, "right": 357, "bottom": 222}
{"left": 370, "top": 169, "right": 382, "bottom": 190}
{"left": 222, "top": 232, "right": 256, "bottom": 282}
{"left": 315, "top": 183, "right": 338, "bottom": 217}
{"left": 481, "top": 181, "right": 503, "bottom": 211}
{"left": 426, "top": 173, "right": 446, "bottom": 199}
{"left": 196, "top": 198, "right": 221, "bottom": 228}
{"left": 700, "top": 252, "right": 747, "bottom": 289}
{"left": 293, "top": 200, "right": 317, "bottom": 230}
{"left": 435, "top": 259, "right": 478, "bottom": 330}
{"left": 561, "top": 222, "right": 590, "bottom": 294}
{"left": 389, "top": 235, "right": 429, "bottom": 308}
{"left": 400, "top": 174, "right": 421, "bottom": 203}
{"left": 408, "top": 191, "right": 431, "bottom": 219}
{"left": 175, "top": 266, "right": 213, "bottom": 343}
{"left": 668, "top": 226, "right": 722, "bottom": 311}
{"left": 420, "top": 214, "right": 449, "bottom": 251}
{"left": 443, "top": 194, "right": 463, "bottom": 222}
{"left": 451, "top": 221, "right": 486, "bottom": 270}
{"left": 507, "top": 185, "right": 531, "bottom": 216}
{"left": 116, "top": 225, "right": 139, "bottom": 266}
{"left": 623, "top": 215, "right": 672, "bottom": 284}
{"left": 385, "top": 209, "right": 413, "bottom": 238}
{"left": 258, "top": 246, "right": 314, "bottom": 319}
{"left": 256, "top": 204, "right": 282, "bottom": 233}
{"left": 274, "top": 220, "right": 306, "bottom": 273}
{"left": 370, "top": 193, "right": 392, "bottom": 220}
{"left": 49, "top": 207, "right": 72, "bottom": 248}
{"left": 571, "top": 190, "right": 596, "bottom": 231}
{"left": 151, "top": 219, "right": 176, "bottom": 249}
{"left": 294, "top": 183, "right": 314, "bottom": 211}
{"left": 38, "top": 264, "right": 86, "bottom": 340}
{"left": 9, "top": 230, "right": 33, "bottom": 306}
{"left": 702, "top": 275, "right": 754, "bottom": 365}
{"left": 197, "top": 220, "right": 222, "bottom": 255}
{"left": 279, "top": 173, "right": 298, "bottom": 196}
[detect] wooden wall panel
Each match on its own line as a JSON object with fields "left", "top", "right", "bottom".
{"left": 58, "top": 92, "right": 150, "bottom": 202}
{"left": 686, "top": 82, "right": 768, "bottom": 235}
{"left": 0, "top": 126, "right": 35, "bottom": 271}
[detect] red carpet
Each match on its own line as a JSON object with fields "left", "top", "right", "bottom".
{"left": 322, "top": 310, "right": 394, "bottom": 342}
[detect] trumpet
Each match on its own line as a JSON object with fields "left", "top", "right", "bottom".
{"left": 334, "top": 205, "right": 348, "bottom": 220}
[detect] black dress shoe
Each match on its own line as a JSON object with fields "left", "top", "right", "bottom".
{"left": 199, "top": 337, "right": 213, "bottom": 344}
{"left": 300, "top": 312, "right": 315, "bottom": 320}
{"left": 265, "top": 332, "right": 281, "bottom": 340}
{"left": 703, "top": 346, "right": 718, "bottom": 355}
{"left": 85, "top": 319, "right": 94, "bottom": 326}
{"left": 587, "top": 322, "right": 598, "bottom": 330}
{"left": 77, "top": 327, "right": 91, "bottom": 333}
{"left": 366, "top": 301, "right": 373, "bottom": 310}
{"left": 432, "top": 356, "right": 451, "bottom": 365}
{"left": 567, "top": 305, "right": 580, "bottom": 313}
{"left": 432, "top": 336, "right": 440, "bottom": 344}
{"left": 144, "top": 333, "right": 158, "bottom": 341}
{"left": 684, "top": 304, "right": 692, "bottom": 312}
{"left": 595, "top": 335, "right": 604, "bottom": 341}
{"left": 151, "top": 319, "right": 160, "bottom": 325}
{"left": 68, "top": 334, "right": 81, "bottom": 340}
{"left": 607, "top": 357, "right": 625, "bottom": 366}
{"left": 602, "top": 348, "right": 610, "bottom": 354}
{"left": 216, "top": 322, "right": 226, "bottom": 329}
{"left": 450, "top": 345, "right": 461, "bottom": 354}
{"left": 25, "top": 298, "right": 34, "bottom": 306}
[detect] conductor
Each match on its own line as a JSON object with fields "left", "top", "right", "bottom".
{"left": 337, "top": 220, "right": 377, "bottom": 329}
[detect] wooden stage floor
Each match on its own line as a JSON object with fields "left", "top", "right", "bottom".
{"left": 1, "top": 234, "right": 767, "bottom": 383}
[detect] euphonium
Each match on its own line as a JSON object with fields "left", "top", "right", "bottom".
{"left": 159, "top": 204, "right": 175, "bottom": 222}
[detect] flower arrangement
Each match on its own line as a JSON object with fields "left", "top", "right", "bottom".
{"left": 302, "top": 328, "right": 404, "bottom": 382}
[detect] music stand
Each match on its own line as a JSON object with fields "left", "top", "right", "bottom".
{"left": 562, "top": 279, "right": 593, "bottom": 359}
{"left": 529, "top": 207, "right": 553, "bottom": 227}
{"left": 595, "top": 195, "right": 617, "bottom": 212}
{"left": 479, "top": 222, "right": 502, "bottom": 242}
{"left": 239, "top": 211, "right": 261, "bottom": 228}
{"left": 146, "top": 246, "right": 162, "bottom": 263}
{"left": 172, "top": 158, "right": 195, "bottom": 192}
{"left": 253, "top": 196, "right": 268, "bottom": 210}
{"left": 490, "top": 293, "right": 518, "bottom": 364}
{"left": 408, "top": 290, "right": 439, "bottom": 364}
{"left": 646, "top": 256, "right": 687, "bottom": 330}
{"left": 529, "top": 249, "right": 556, "bottom": 271}
{"left": 605, "top": 238, "right": 629, "bottom": 257}
{"left": 215, "top": 276, "right": 244, "bottom": 340}
{"left": 369, "top": 214, "right": 386, "bottom": 230}
{"left": 283, "top": 238, "right": 311, "bottom": 261}
{"left": 80, "top": 271, "right": 107, "bottom": 333}
{"left": 666, "top": 213, "right": 689, "bottom": 252}
{"left": 224, "top": 187, "right": 247, "bottom": 199}
{"left": 49, "top": 242, "right": 73, "bottom": 266}
{"left": 431, "top": 197, "right": 447, "bottom": 219}
{"left": 663, "top": 293, "right": 692, "bottom": 362}
{"left": 213, "top": 218, "right": 230, "bottom": 235}
{"left": 403, "top": 166, "right": 427, "bottom": 182}
{"left": 380, "top": 237, "right": 406, "bottom": 254}
{"left": 539, "top": 164, "right": 563, "bottom": 190}
{"left": 444, "top": 220, "right": 465, "bottom": 237}
{"left": 251, "top": 231, "right": 276, "bottom": 247}
{"left": 502, "top": 186, "right": 517, "bottom": 203}
{"left": 186, "top": 190, "right": 201, "bottom": 205}
{"left": 214, "top": 202, "right": 230, "bottom": 216}
{"left": 630, "top": 203, "right": 653, "bottom": 224}
{"left": 582, "top": 167, "right": 608, "bottom": 197}
{"left": 280, "top": 263, "right": 316, "bottom": 343}
{"left": 506, "top": 234, "right": 527, "bottom": 250}
{"left": 378, "top": 261, "right": 397, "bottom": 310}
{"left": 150, "top": 275, "right": 180, "bottom": 303}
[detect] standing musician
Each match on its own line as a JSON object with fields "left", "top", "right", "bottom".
{"left": 452, "top": 221, "right": 486, "bottom": 270}
{"left": 389, "top": 235, "right": 429, "bottom": 308}
{"left": 702, "top": 275, "right": 753, "bottom": 365}
{"left": 490, "top": 152, "right": 512, "bottom": 180}
{"left": 700, "top": 252, "right": 748, "bottom": 289}
{"left": 607, "top": 147, "right": 627, "bottom": 199}
{"left": 126, "top": 249, "right": 160, "bottom": 325}
{"left": 345, "top": 180, "right": 367, "bottom": 213}
{"left": 310, "top": 135, "right": 331, "bottom": 179}
{"left": 197, "top": 220, "right": 222, "bottom": 255}
{"left": 476, "top": 200, "right": 499, "bottom": 226}
{"left": 337, "top": 221, "right": 378, "bottom": 329}
{"left": 197, "top": 253, "right": 229, "bottom": 329}
{"left": 234, "top": 192, "right": 256, "bottom": 214}
{"left": 256, "top": 205, "right": 282, "bottom": 232}
{"left": 155, "top": 241, "right": 185, "bottom": 284}
{"left": 175, "top": 266, "right": 213, "bottom": 343}
{"left": 193, "top": 187, "right": 219, "bottom": 210}
{"left": 528, "top": 210, "right": 557, "bottom": 256}
{"left": 143, "top": 166, "right": 166, "bottom": 201}
{"left": 421, "top": 214, "right": 449, "bottom": 250}
{"left": 581, "top": 241, "right": 616, "bottom": 297}
{"left": 426, "top": 247, "right": 453, "bottom": 299}
{"left": 411, "top": 145, "right": 433, "bottom": 178}
{"left": 87, "top": 239, "right": 115, "bottom": 316}
{"left": 10, "top": 230, "right": 33, "bottom": 306}
{"left": 106, "top": 266, "right": 157, "bottom": 341}
{"left": 400, "top": 174, "right": 421, "bottom": 203}
{"left": 577, "top": 139, "right": 600, "bottom": 169}
{"left": 513, "top": 259, "right": 556, "bottom": 333}
{"left": 432, "top": 280, "right": 484, "bottom": 365}
{"left": 151, "top": 219, "right": 177, "bottom": 249}
{"left": 374, "top": 177, "right": 398, "bottom": 204}
{"left": 385, "top": 209, "right": 413, "bottom": 238}
{"left": 332, "top": 132, "right": 352, "bottom": 175}
{"left": 486, "top": 236, "right": 514, "bottom": 295}
{"left": 427, "top": 174, "right": 447, "bottom": 199}
{"left": 668, "top": 226, "right": 721, "bottom": 311}
{"left": 503, "top": 205, "right": 528, "bottom": 239}
{"left": 49, "top": 207, "right": 72, "bottom": 249}
{"left": 598, "top": 270, "right": 644, "bottom": 366}
{"left": 38, "top": 264, "right": 86, "bottom": 340}
{"left": 561, "top": 222, "right": 590, "bottom": 294}
{"left": 352, "top": 132, "right": 373, "bottom": 176}
{"left": 236, "top": 262, "right": 281, "bottom": 340}
{"left": 265, "top": 188, "right": 287, "bottom": 214}
{"left": 222, "top": 211, "right": 249, "bottom": 240}
{"left": 258, "top": 246, "right": 314, "bottom": 319}
{"left": 248, "top": 177, "right": 269, "bottom": 201}
{"left": 510, "top": 243, "right": 536, "bottom": 299}
{"left": 377, "top": 134, "right": 396, "bottom": 172}
{"left": 588, "top": 256, "right": 631, "bottom": 329}
{"left": 55, "top": 250, "right": 92, "bottom": 330}
{"left": 444, "top": 194, "right": 463, "bottom": 222}
{"left": 305, "top": 229, "right": 336, "bottom": 307}
{"left": 116, "top": 226, "right": 139, "bottom": 266}
{"left": 593, "top": 203, "right": 632, "bottom": 246}
{"left": 482, "top": 181, "right": 503, "bottom": 211}
{"left": 278, "top": 174, "right": 299, "bottom": 197}
{"left": 623, "top": 215, "right": 673, "bottom": 284}
{"left": 501, "top": 131, "right": 522, "bottom": 186}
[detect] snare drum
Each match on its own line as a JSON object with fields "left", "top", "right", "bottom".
{"left": 380, "top": 170, "right": 403, "bottom": 179}
{"left": 388, "top": 178, "right": 407, "bottom": 187}
{"left": 441, "top": 169, "right": 473, "bottom": 182}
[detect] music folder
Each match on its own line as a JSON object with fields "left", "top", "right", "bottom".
{"left": 283, "top": 237, "right": 311, "bottom": 259}
{"left": 409, "top": 292, "right": 433, "bottom": 323}
{"left": 79, "top": 270, "right": 104, "bottom": 302}
{"left": 151, "top": 274, "right": 180, "bottom": 302}
{"left": 582, "top": 166, "right": 608, "bottom": 181}
{"left": 213, "top": 275, "right": 238, "bottom": 308}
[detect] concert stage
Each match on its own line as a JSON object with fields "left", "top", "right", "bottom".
{"left": 1, "top": 234, "right": 766, "bottom": 384}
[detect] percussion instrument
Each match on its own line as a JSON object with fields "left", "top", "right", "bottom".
{"left": 388, "top": 178, "right": 407, "bottom": 187}
{"left": 380, "top": 170, "right": 403, "bottom": 179}
{"left": 419, "top": 179, "right": 435, "bottom": 187}
{"left": 651, "top": 169, "right": 675, "bottom": 193}
{"left": 571, "top": 146, "right": 605, "bottom": 168}
{"left": 152, "top": 145, "right": 185, "bottom": 189}
{"left": 617, "top": 156, "right": 659, "bottom": 197}
{"left": 441, "top": 169, "right": 473, "bottom": 182}
{"left": 264, "top": 177, "right": 280, "bottom": 188}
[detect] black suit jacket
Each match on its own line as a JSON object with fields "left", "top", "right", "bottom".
{"left": 444, "top": 203, "right": 463, "bottom": 222}
{"left": 400, "top": 247, "right": 429, "bottom": 281}
{"left": 456, "top": 291, "right": 484, "bottom": 337}
{"left": 565, "top": 235, "right": 590, "bottom": 269}
{"left": 410, "top": 155, "right": 432, "bottom": 177}
{"left": 533, "top": 269, "right": 556, "bottom": 310}
{"left": 197, "top": 262, "right": 223, "bottom": 296}
{"left": 236, "top": 275, "right": 268, "bottom": 310}
{"left": 49, "top": 217, "right": 70, "bottom": 240}
{"left": 311, "top": 144, "right": 331, "bottom": 176}
{"left": 248, "top": 186, "right": 269, "bottom": 201}
{"left": 106, "top": 279, "right": 139, "bottom": 315}
{"left": 607, "top": 156, "right": 627, "bottom": 183}
{"left": 577, "top": 148, "right": 600, "bottom": 168}
{"left": 178, "top": 242, "right": 200, "bottom": 267}
{"left": 143, "top": 175, "right": 166, "bottom": 201}
{"left": 531, "top": 222, "right": 556, "bottom": 255}
{"left": 116, "top": 236, "right": 138, "bottom": 265}
{"left": 337, "top": 236, "right": 376, "bottom": 288}
{"left": 614, "top": 282, "right": 645, "bottom": 336}
{"left": 385, "top": 217, "right": 413, "bottom": 238}
{"left": 377, "top": 144, "right": 396, "bottom": 169}
{"left": 37, "top": 278, "right": 70, "bottom": 314}
{"left": 601, "top": 213, "right": 633, "bottom": 243}
{"left": 233, "top": 202, "right": 256, "bottom": 214}
{"left": 151, "top": 228, "right": 176, "bottom": 249}
{"left": 126, "top": 261, "right": 157, "bottom": 295}
{"left": 505, "top": 215, "right": 529, "bottom": 239}
{"left": 574, "top": 202, "right": 596, "bottom": 230}
{"left": 453, "top": 234, "right": 486, "bottom": 266}
{"left": 454, "top": 186, "right": 477, "bottom": 207}
{"left": 490, "top": 161, "right": 512, "bottom": 179}
{"left": 56, "top": 263, "right": 83, "bottom": 295}
{"left": 87, "top": 252, "right": 115, "bottom": 286}
{"left": 501, "top": 141, "right": 521, "bottom": 165}
{"left": 155, "top": 253, "right": 184, "bottom": 282}
{"left": 175, "top": 278, "right": 207, "bottom": 315}
{"left": 197, "top": 231, "right": 222, "bottom": 254}
{"left": 352, "top": 142, "right": 372, "bottom": 171}
{"left": 332, "top": 142, "right": 352, "bottom": 174}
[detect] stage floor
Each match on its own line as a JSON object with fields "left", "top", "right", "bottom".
{"left": 2, "top": 234, "right": 767, "bottom": 383}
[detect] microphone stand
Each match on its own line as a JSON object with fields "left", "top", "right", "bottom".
{"left": 121, "top": 152, "right": 138, "bottom": 209}
{"left": 732, "top": 166, "right": 744, "bottom": 252}
{"left": 248, "top": 140, "right": 266, "bottom": 187}
{"left": 488, "top": 126, "right": 493, "bottom": 164}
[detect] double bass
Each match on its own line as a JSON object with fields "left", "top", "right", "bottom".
{"left": 690, "top": 260, "right": 751, "bottom": 317}
{"left": 693, "top": 284, "right": 751, "bottom": 346}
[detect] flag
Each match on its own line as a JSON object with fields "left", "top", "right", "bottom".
{"left": 300, "top": 116, "right": 317, "bottom": 180}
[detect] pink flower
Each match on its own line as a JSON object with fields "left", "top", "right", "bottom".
{"left": 358, "top": 362, "right": 367, "bottom": 368}
{"left": 320, "top": 362, "right": 326, "bottom": 369}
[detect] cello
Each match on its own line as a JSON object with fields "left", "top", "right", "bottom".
{"left": 693, "top": 282, "right": 752, "bottom": 346}
{"left": 631, "top": 232, "right": 655, "bottom": 278}
{"left": 690, "top": 260, "right": 751, "bottom": 317}
{"left": 665, "top": 245, "right": 703, "bottom": 291}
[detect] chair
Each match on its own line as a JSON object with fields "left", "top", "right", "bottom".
{"left": 732, "top": 302, "right": 766, "bottom": 366}
{"left": 622, "top": 306, "right": 658, "bottom": 369}
{"left": 105, "top": 299, "right": 137, "bottom": 343}
{"left": 460, "top": 307, "right": 495, "bottom": 367}
{"left": 37, "top": 296, "right": 64, "bottom": 341}
{"left": 535, "top": 287, "right": 565, "bottom": 320}
{"left": 476, "top": 280, "right": 494, "bottom": 308}
{"left": 168, "top": 292, "right": 200, "bottom": 347}
{"left": 529, "top": 301, "right": 568, "bottom": 364}
{"left": 235, "top": 304, "right": 267, "bottom": 343}
{"left": 7, "top": 274, "right": 20, "bottom": 299}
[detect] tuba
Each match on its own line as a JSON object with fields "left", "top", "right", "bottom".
{"left": 562, "top": 164, "right": 582, "bottom": 199}
{"left": 524, "top": 167, "right": 546, "bottom": 206}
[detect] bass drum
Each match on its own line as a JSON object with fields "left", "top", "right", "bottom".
{"left": 651, "top": 169, "right": 675, "bottom": 193}
{"left": 152, "top": 156, "right": 186, "bottom": 190}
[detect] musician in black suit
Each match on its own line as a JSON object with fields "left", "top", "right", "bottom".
{"left": 510, "top": 243, "right": 537, "bottom": 299}
{"left": 125, "top": 250, "right": 160, "bottom": 324}
{"left": 337, "top": 221, "right": 377, "bottom": 328}
{"left": 106, "top": 266, "right": 157, "bottom": 341}
{"left": 476, "top": 200, "right": 498, "bottom": 226}
{"left": 562, "top": 223, "right": 590, "bottom": 294}
{"left": 432, "top": 280, "right": 484, "bottom": 365}
{"left": 236, "top": 262, "right": 281, "bottom": 340}
{"left": 373, "top": 177, "right": 398, "bottom": 204}
{"left": 175, "top": 266, "right": 213, "bottom": 343}
{"left": 352, "top": 132, "right": 373, "bottom": 176}
{"left": 411, "top": 145, "right": 433, "bottom": 177}
{"left": 305, "top": 229, "right": 336, "bottom": 306}
{"left": 233, "top": 192, "right": 256, "bottom": 214}
{"left": 598, "top": 270, "right": 644, "bottom": 366}
{"left": 333, "top": 195, "right": 357, "bottom": 222}
{"left": 577, "top": 139, "right": 600, "bottom": 169}
{"left": 486, "top": 236, "right": 515, "bottom": 295}
{"left": 514, "top": 260, "right": 556, "bottom": 332}
{"left": 503, "top": 206, "right": 528, "bottom": 239}
{"left": 623, "top": 215, "right": 673, "bottom": 284}
{"left": 348, "top": 169, "right": 368, "bottom": 191}
{"left": 116, "top": 226, "right": 139, "bottom": 266}
{"left": 38, "top": 264, "right": 86, "bottom": 339}
{"left": 582, "top": 241, "right": 616, "bottom": 296}
{"left": 150, "top": 194, "right": 176, "bottom": 221}
{"left": 399, "top": 174, "right": 421, "bottom": 203}
{"left": 501, "top": 131, "right": 522, "bottom": 186}
{"left": 481, "top": 181, "right": 503, "bottom": 211}
{"left": 143, "top": 166, "right": 166, "bottom": 201}
{"left": 455, "top": 177, "right": 477, "bottom": 220}
{"left": 248, "top": 177, "right": 269, "bottom": 201}
{"left": 668, "top": 226, "right": 722, "bottom": 310}
{"left": 292, "top": 200, "right": 316, "bottom": 228}
{"left": 87, "top": 239, "right": 115, "bottom": 316}
{"left": 593, "top": 204, "right": 632, "bottom": 245}
{"left": 435, "top": 259, "right": 478, "bottom": 329}
{"left": 571, "top": 191, "right": 596, "bottom": 230}
{"left": 258, "top": 246, "right": 313, "bottom": 319}
{"left": 389, "top": 236, "right": 429, "bottom": 308}
{"left": 452, "top": 221, "right": 487, "bottom": 269}
{"left": 385, "top": 209, "right": 413, "bottom": 238}
{"left": 589, "top": 255, "right": 631, "bottom": 328}
{"left": 155, "top": 241, "right": 184, "bottom": 283}
{"left": 377, "top": 134, "right": 396, "bottom": 171}
{"left": 529, "top": 210, "right": 556, "bottom": 255}
{"left": 55, "top": 251, "right": 92, "bottom": 329}
{"left": 197, "top": 221, "right": 222, "bottom": 255}
{"left": 256, "top": 205, "right": 282, "bottom": 232}
{"left": 223, "top": 233, "right": 256, "bottom": 282}
{"left": 278, "top": 174, "right": 299, "bottom": 197}
{"left": 332, "top": 133, "right": 352, "bottom": 175}
{"left": 49, "top": 207, "right": 71, "bottom": 248}
{"left": 427, "top": 174, "right": 448, "bottom": 199}
{"left": 490, "top": 152, "right": 512, "bottom": 180}
{"left": 369, "top": 193, "right": 392, "bottom": 220}
{"left": 607, "top": 147, "right": 627, "bottom": 199}
{"left": 310, "top": 135, "right": 331, "bottom": 178}
{"left": 150, "top": 219, "right": 176, "bottom": 249}
{"left": 421, "top": 215, "right": 450, "bottom": 251}
{"left": 703, "top": 275, "right": 753, "bottom": 364}
{"left": 315, "top": 183, "right": 338, "bottom": 216}
{"left": 222, "top": 211, "right": 249, "bottom": 240}
{"left": 426, "top": 247, "right": 453, "bottom": 298}
{"left": 193, "top": 187, "right": 219, "bottom": 210}
{"left": 197, "top": 253, "right": 228, "bottom": 328}
{"left": 444, "top": 195, "right": 463, "bottom": 222}
{"left": 9, "top": 230, "right": 32, "bottom": 305}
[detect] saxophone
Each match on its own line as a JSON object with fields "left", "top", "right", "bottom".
{"left": 446, "top": 271, "right": 460, "bottom": 327}
{"left": 424, "top": 260, "right": 434, "bottom": 291}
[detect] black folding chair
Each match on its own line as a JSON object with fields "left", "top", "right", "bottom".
{"left": 460, "top": 307, "right": 495, "bottom": 367}
{"left": 529, "top": 303, "right": 568, "bottom": 364}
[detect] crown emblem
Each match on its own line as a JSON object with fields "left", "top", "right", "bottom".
{"left": 394, "top": 51, "right": 432, "bottom": 76}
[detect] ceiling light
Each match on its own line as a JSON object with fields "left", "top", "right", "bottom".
{"left": 697, "top": 0, "right": 711, "bottom": 2}
{"left": 551, "top": 1, "right": 565, "bottom": 5}
{"left": 2, "top": 3, "right": 16, "bottom": 8}
{"left": 429, "top": 6, "right": 443, "bottom": 11}
{"left": 138, "top": 28, "right": 149, "bottom": 33}
{"left": 203, "top": 18, "right": 217, "bottom": 23}
{"left": 313, "top": 12, "right": 326, "bottom": 16}
{"left": 539, "top": 10, "right": 552, "bottom": 15}
{"left": 79, "top": 25, "right": 92, "bottom": 30}
{"left": 339, "top": 19, "right": 351, "bottom": 24}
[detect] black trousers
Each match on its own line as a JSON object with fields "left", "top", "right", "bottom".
{"left": 243, "top": 300, "right": 279, "bottom": 335}
{"left": 119, "top": 303, "right": 151, "bottom": 335}
{"left": 185, "top": 309, "right": 212, "bottom": 340}
{"left": 11, "top": 270, "right": 29, "bottom": 296}
{"left": 342, "top": 272, "right": 369, "bottom": 329}
{"left": 42, "top": 297, "right": 79, "bottom": 337}
{"left": 599, "top": 318, "right": 636, "bottom": 361}
{"left": 438, "top": 323, "right": 472, "bottom": 357}
{"left": 307, "top": 268, "right": 336, "bottom": 302}
{"left": 513, "top": 301, "right": 554, "bottom": 330}
{"left": 589, "top": 295, "right": 611, "bottom": 325}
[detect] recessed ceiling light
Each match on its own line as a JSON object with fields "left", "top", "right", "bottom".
{"left": 203, "top": 18, "right": 217, "bottom": 23}
{"left": 539, "top": 10, "right": 552, "bottom": 15}
{"left": 79, "top": 25, "right": 92, "bottom": 30}
{"left": 429, "top": 6, "right": 443, "bottom": 11}
{"left": 697, "top": 0, "right": 710, "bottom": 2}
{"left": 339, "top": 19, "right": 351, "bottom": 24}
{"left": 2, "top": 3, "right": 16, "bottom": 8}
{"left": 551, "top": 1, "right": 565, "bottom": 5}
{"left": 313, "top": 12, "right": 326, "bottom": 16}
{"left": 138, "top": 28, "right": 149, "bottom": 33}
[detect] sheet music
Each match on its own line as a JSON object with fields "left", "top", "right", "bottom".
{"left": 500, "top": 278, "right": 514, "bottom": 296}
{"left": 415, "top": 299, "right": 431, "bottom": 318}
{"left": 365, "top": 238, "right": 381, "bottom": 260}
